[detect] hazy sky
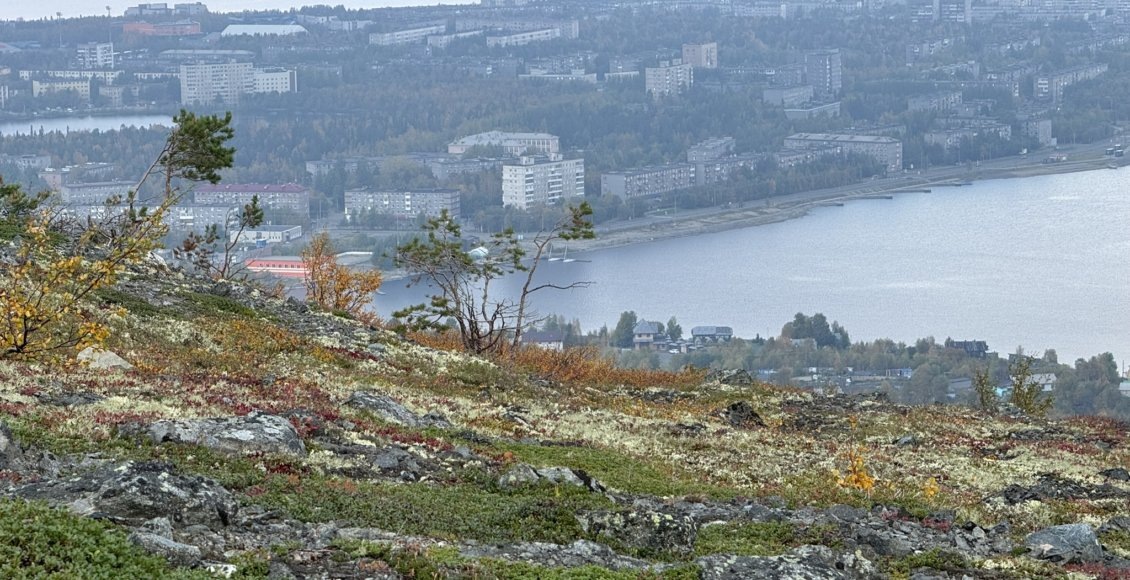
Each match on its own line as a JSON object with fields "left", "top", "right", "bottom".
{"left": 0, "top": 0, "right": 473, "bottom": 22}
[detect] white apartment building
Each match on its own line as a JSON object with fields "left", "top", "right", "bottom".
{"left": 32, "top": 79, "right": 92, "bottom": 101}
{"left": 180, "top": 61, "right": 253, "bottom": 105}
{"left": 645, "top": 60, "right": 693, "bottom": 97}
{"left": 344, "top": 189, "right": 460, "bottom": 220}
{"left": 179, "top": 62, "right": 297, "bottom": 105}
{"left": 193, "top": 183, "right": 310, "bottom": 218}
{"left": 448, "top": 131, "right": 559, "bottom": 156}
{"left": 486, "top": 28, "right": 561, "bottom": 47}
{"left": 502, "top": 154, "right": 585, "bottom": 210}
{"left": 76, "top": 42, "right": 114, "bottom": 69}
{"left": 254, "top": 68, "right": 298, "bottom": 94}
{"left": 783, "top": 133, "right": 903, "bottom": 173}
{"left": 369, "top": 25, "right": 446, "bottom": 46}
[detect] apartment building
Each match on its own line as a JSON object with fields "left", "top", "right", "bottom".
{"left": 254, "top": 68, "right": 298, "bottom": 94}
{"left": 1034, "top": 64, "right": 1108, "bottom": 103}
{"left": 179, "top": 61, "right": 252, "bottom": 105}
{"left": 369, "top": 25, "right": 446, "bottom": 46}
{"left": 682, "top": 42, "right": 718, "bottom": 69}
{"left": 645, "top": 60, "right": 694, "bottom": 97}
{"left": 57, "top": 181, "right": 134, "bottom": 205}
{"left": 345, "top": 189, "right": 461, "bottom": 220}
{"left": 601, "top": 164, "right": 696, "bottom": 200}
{"left": 763, "top": 85, "right": 814, "bottom": 107}
{"left": 448, "top": 131, "right": 559, "bottom": 156}
{"left": 76, "top": 42, "right": 114, "bottom": 69}
{"left": 908, "top": 91, "right": 963, "bottom": 113}
{"left": 687, "top": 137, "right": 735, "bottom": 162}
{"left": 804, "top": 49, "right": 842, "bottom": 99}
{"left": 502, "top": 154, "right": 585, "bottom": 210}
{"left": 179, "top": 62, "right": 297, "bottom": 105}
{"left": 32, "top": 79, "right": 92, "bottom": 102}
{"left": 193, "top": 183, "right": 310, "bottom": 219}
{"left": 486, "top": 28, "right": 561, "bottom": 48}
{"left": 783, "top": 133, "right": 903, "bottom": 172}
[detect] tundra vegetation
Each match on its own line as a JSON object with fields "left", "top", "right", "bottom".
{"left": 0, "top": 126, "right": 1125, "bottom": 578}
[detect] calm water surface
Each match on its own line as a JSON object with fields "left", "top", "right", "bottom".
{"left": 376, "top": 168, "right": 1130, "bottom": 364}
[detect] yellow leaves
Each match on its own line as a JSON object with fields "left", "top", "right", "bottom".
{"left": 836, "top": 446, "right": 876, "bottom": 494}
{"left": 922, "top": 476, "right": 940, "bottom": 500}
{"left": 300, "top": 232, "right": 383, "bottom": 317}
{"left": 0, "top": 205, "right": 166, "bottom": 364}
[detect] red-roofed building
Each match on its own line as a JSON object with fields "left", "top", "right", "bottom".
{"left": 245, "top": 256, "right": 307, "bottom": 278}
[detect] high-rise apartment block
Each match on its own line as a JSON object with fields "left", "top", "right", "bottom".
{"left": 502, "top": 154, "right": 585, "bottom": 210}
{"left": 804, "top": 49, "right": 842, "bottom": 99}
{"left": 682, "top": 43, "right": 718, "bottom": 69}
{"left": 645, "top": 59, "right": 694, "bottom": 97}
{"left": 179, "top": 62, "right": 297, "bottom": 105}
{"left": 77, "top": 43, "right": 114, "bottom": 69}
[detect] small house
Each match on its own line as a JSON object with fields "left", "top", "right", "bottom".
{"left": 521, "top": 330, "right": 564, "bottom": 351}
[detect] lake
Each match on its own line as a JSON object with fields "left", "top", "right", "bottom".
{"left": 0, "top": 115, "right": 172, "bottom": 137}
{"left": 375, "top": 167, "right": 1130, "bottom": 364}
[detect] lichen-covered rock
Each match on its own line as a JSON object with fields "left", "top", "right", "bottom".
{"left": 705, "top": 369, "right": 754, "bottom": 386}
{"left": 77, "top": 347, "right": 134, "bottom": 370}
{"left": 128, "top": 531, "right": 203, "bottom": 568}
{"left": 577, "top": 510, "right": 697, "bottom": 557}
{"left": 721, "top": 401, "right": 765, "bottom": 429}
{"left": 149, "top": 411, "right": 306, "bottom": 457}
{"left": 697, "top": 545, "right": 880, "bottom": 579}
{"left": 461, "top": 539, "right": 660, "bottom": 571}
{"left": 11, "top": 460, "right": 238, "bottom": 529}
{"left": 0, "top": 421, "right": 24, "bottom": 471}
{"left": 345, "top": 391, "right": 452, "bottom": 428}
{"left": 1026, "top": 524, "right": 1103, "bottom": 564}
{"left": 498, "top": 463, "right": 605, "bottom": 493}
{"left": 498, "top": 463, "right": 541, "bottom": 487}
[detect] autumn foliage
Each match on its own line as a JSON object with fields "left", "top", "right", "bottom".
{"left": 410, "top": 330, "right": 703, "bottom": 388}
{"left": 301, "top": 232, "right": 383, "bottom": 318}
{"left": 0, "top": 110, "right": 235, "bottom": 363}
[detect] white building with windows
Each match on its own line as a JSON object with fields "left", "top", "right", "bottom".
{"left": 783, "top": 133, "right": 903, "bottom": 173}
{"left": 502, "top": 154, "right": 584, "bottom": 210}
{"left": 179, "top": 62, "right": 296, "bottom": 105}
{"left": 645, "top": 59, "right": 693, "bottom": 97}
{"left": 448, "top": 131, "right": 559, "bottom": 156}
{"left": 344, "top": 188, "right": 460, "bottom": 220}
{"left": 369, "top": 25, "right": 446, "bottom": 46}
{"left": 76, "top": 42, "right": 114, "bottom": 69}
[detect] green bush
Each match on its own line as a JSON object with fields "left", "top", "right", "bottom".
{"left": 0, "top": 499, "right": 208, "bottom": 579}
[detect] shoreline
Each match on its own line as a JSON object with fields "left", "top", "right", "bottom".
{"left": 566, "top": 148, "right": 1126, "bottom": 255}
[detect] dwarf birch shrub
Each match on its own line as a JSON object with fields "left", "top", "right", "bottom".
{"left": 0, "top": 110, "right": 235, "bottom": 363}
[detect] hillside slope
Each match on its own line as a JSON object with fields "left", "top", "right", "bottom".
{"left": 0, "top": 263, "right": 1127, "bottom": 579}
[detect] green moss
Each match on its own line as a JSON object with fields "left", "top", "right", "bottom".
{"left": 228, "top": 550, "right": 271, "bottom": 579}
{"left": 1100, "top": 530, "right": 1130, "bottom": 558}
{"left": 483, "top": 440, "right": 733, "bottom": 499}
{"left": 184, "top": 292, "right": 257, "bottom": 318}
{"left": 5, "top": 421, "right": 281, "bottom": 492}
{"left": 95, "top": 287, "right": 167, "bottom": 318}
{"left": 258, "top": 474, "right": 613, "bottom": 544}
{"left": 885, "top": 548, "right": 968, "bottom": 578}
{"left": 446, "top": 359, "right": 507, "bottom": 386}
{"left": 693, "top": 522, "right": 841, "bottom": 558}
{"left": 0, "top": 499, "right": 210, "bottom": 579}
{"left": 333, "top": 541, "right": 700, "bottom": 579}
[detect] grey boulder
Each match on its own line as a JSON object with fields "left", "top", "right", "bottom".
{"left": 149, "top": 411, "right": 306, "bottom": 457}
